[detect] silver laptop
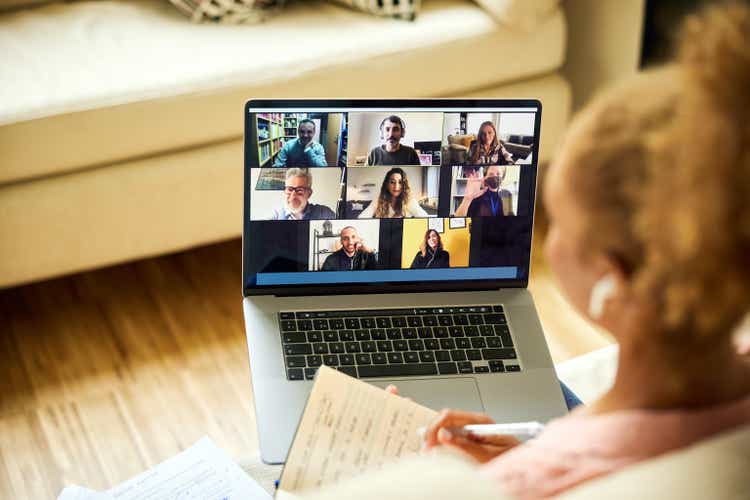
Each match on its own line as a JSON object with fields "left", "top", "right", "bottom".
{"left": 242, "top": 99, "right": 567, "bottom": 464}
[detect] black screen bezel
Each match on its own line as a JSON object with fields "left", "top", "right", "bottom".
{"left": 242, "top": 99, "right": 541, "bottom": 297}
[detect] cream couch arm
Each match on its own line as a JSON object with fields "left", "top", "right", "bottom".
{"left": 563, "top": 0, "right": 646, "bottom": 110}
{"left": 555, "top": 344, "right": 619, "bottom": 404}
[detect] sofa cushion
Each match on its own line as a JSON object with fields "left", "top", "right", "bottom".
{"left": 0, "top": 0, "right": 565, "bottom": 184}
{"left": 475, "top": 0, "right": 559, "bottom": 30}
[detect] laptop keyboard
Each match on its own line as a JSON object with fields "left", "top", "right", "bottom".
{"left": 279, "top": 305, "right": 520, "bottom": 381}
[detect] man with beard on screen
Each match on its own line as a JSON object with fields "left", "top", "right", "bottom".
{"left": 321, "top": 226, "right": 377, "bottom": 271}
{"left": 269, "top": 168, "right": 336, "bottom": 220}
{"left": 365, "top": 115, "right": 421, "bottom": 166}
{"left": 273, "top": 119, "right": 327, "bottom": 167}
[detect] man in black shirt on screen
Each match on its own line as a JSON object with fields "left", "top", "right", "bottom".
{"left": 321, "top": 226, "right": 377, "bottom": 271}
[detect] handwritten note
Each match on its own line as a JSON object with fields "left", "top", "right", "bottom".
{"left": 278, "top": 366, "right": 438, "bottom": 493}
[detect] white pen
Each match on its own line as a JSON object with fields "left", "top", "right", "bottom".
{"left": 417, "top": 421, "right": 545, "bottom": 441}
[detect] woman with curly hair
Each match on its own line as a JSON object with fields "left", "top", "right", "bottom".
{"left": 387, "top": 4, "right": 750, "bottom": 498}
{"left": 410, "top": 229, "right": 450, "bottom": 269}
{"left": 358, "top": 167, "right": 428, "bottom": 218}
{"left": 466, "top": 121, "right": 514, "bottom": 165}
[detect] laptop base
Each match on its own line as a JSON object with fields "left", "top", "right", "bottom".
{"left": 243, "top": 288, "right": 567, "bottom": 464}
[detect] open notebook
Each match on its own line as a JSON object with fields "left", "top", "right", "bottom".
{"left": 277, "top": 365, "right": 439, "bottom": 496}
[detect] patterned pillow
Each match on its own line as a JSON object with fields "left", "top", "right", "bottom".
{"left": 169, "top": 0, "right": 285, "bottom": 23}
{"left": 330, "top": 0, "right": 421, "bottom": 21}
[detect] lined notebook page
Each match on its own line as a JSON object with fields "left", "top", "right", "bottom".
{"left": 278, "top": 366, "right": 438, "bottom": 493}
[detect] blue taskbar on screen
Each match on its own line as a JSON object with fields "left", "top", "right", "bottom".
{"left": 255, "top": 267, "right": 518, "bottom": 286}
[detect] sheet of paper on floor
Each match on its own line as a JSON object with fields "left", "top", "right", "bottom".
{"left": 58, "top": 485, "right": 113, "bottom": 500}
{"left": 57, "top": 437, "right": 271, "bottom": 500}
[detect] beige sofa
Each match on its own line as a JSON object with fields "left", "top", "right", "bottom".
{"left": 0, "top": 0, "right": 644, "bottom": 288}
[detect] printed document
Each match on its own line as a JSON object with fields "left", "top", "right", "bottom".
{"left": 57, "top": 437, "right": 270, "bottom": 500}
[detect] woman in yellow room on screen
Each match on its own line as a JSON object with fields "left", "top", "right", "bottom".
{"left": 409, "top": 229, "right": 450, "bottom": 269}
{"left": 401, "top": 220, "right": 470, "bottom": 269}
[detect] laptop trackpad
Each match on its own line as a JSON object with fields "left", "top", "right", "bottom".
{"left": 371, "top": 377, "right": 485, "bottom": 414}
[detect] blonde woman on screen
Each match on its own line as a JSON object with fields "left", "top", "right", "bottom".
{"left": 466, "top": 121, "right": 514, "bottom": 166}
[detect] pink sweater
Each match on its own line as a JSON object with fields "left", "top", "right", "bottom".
{"left": 480, "top": 394, "right": 750, "bottom": 499}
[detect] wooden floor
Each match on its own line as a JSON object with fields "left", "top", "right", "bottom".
{"left": 0, "top": 237, "right": 611, "bottom": 499}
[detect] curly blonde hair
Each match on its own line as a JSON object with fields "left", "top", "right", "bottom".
{"left": 559, "top": 3, "right": 750, "bottom": 342}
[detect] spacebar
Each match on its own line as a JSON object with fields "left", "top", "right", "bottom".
{"left": 358, "top": 363, "right": 438, "bottom": 377}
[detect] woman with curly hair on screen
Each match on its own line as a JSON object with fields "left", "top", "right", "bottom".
{"left": 358, "top": 167, "right": 428, "bottom": 218}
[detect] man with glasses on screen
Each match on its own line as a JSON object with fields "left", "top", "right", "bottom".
{"left": 273, "top": 119, "right": 328, "bottom": 167}
{"left": 270, "top": 168, "right": 336, "bottom": 220}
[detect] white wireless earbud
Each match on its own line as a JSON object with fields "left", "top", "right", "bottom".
{"left": 588, "top": 275, "right": 617, "bottom": 319}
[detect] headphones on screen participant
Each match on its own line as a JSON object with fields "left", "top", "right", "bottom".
{"left": 379, "top": 116, "right": 407, "bottom": 140}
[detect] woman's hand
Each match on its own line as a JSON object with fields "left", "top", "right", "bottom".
{"left": 500, "top": 145, "right": 514, "bottom": 164}
{"left": 385, "top": 384, "right": 413, "bottom": 402}
{"left": 453, "top": 170, "right": 486, "bottom": 216}
{"left": 423, "top": 409, "right": 521, "bottom": 463}
{"left": 384, "top": 387, "right": 520, "bottom": 463}
{"left": 463, "top": 173, "right": 488, "bottom": 202}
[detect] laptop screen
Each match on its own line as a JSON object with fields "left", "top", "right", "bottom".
{"left": 243, "top": 100, "right": 540, "bottom": 295}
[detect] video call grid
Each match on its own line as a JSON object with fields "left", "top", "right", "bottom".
{"left": 245, "top": 110, "right": 538, "bottom": 280}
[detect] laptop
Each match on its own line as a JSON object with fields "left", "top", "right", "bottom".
{"left": 242, "top": 99, "right": 567, "bottom": 464}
